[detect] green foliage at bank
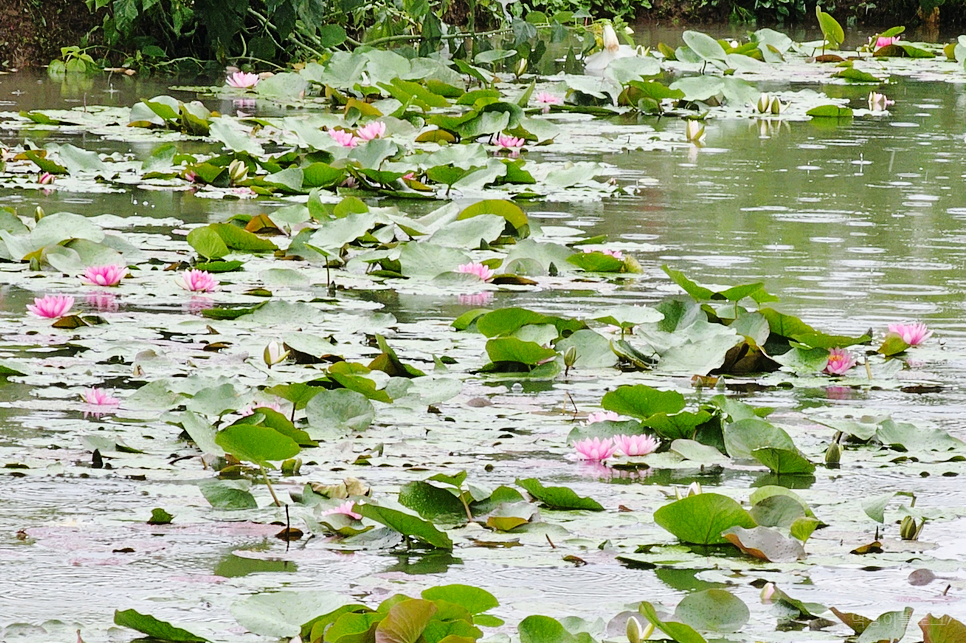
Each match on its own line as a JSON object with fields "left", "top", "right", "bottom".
{"left": 74, "top": 0, "right": 954, "bottom": 72}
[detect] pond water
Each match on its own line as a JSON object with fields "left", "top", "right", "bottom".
{"left": 2, "top": 31, "right": 966, "bottom": 643}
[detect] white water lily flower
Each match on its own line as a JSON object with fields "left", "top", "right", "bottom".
{"left": 685, "top": 119, "right": 705, "bottom": 142}
{"left": 263, "top": 340, "right": 290, "bottom": 367}
{"left": 757, "top": 93, "right": 772, "bottom": 113}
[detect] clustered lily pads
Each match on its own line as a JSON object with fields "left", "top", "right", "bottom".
{"left": 3, "top": 15, "right": 966, "bottom": 643}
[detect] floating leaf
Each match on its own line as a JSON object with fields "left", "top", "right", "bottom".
{"left": 215, "top": 423, "right": 301, "bottom": 468}
{"left": 654, "top": 493, "right": 756, "bottom": 545}
{"left": 355, "top": 503, "right": 453, "bottom": 550}
{"left": 722, "top": 526, "right": 806, "bottom": 562}
{"left": 638, "top": 602, "right": 707, "bottom": 643}
{"left": 920, "top": 614, "right": 966, "bottom": 643}
{"left": 673, "top": 589, "right": 749, "bottom": 633}
{"left": 601, "top": 385, "right": 686, "bottom": 420}
{"left": 751, "top": 447, "right": 816, "bottom": 475}
{"left": 516, "top": 478, "right": 604, "bottom": 511}
{"left": 856, "top": 607, "right": 913, "bottom": 643}
{"left": 114, "top": 609, "right": 207, "bottom": 642}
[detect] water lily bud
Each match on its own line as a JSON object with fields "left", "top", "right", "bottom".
{"left": 685, "top": 120, "right": 705, "bottom": 142}
{"left": 825, "top": 441, "right": 842, "bottom": 466}
{"left": 770, "top": 97, "right": 784, "bottom": 114}
{"left": 900, "top": 515, "right": 919, "bottom": 540}
{"left": 514, "top": 58, "right": 528, "bottom": 77}
{"left": 34, "top": 206, "right": 45, "bottom": 221}
{"left": 228, "top": 159, "right": 248, "bottom": 184}
{"left": 757, "top": 93, "right": 771, "bottom": 113}
{"left": 564, "top": 346, "right": 578, "bottom": 368}
{"left": 281, "top": 457, "right": 302, "bottom": 476}
{"left": 626, "top": 616, "right": 642, "bottom": 643}
{"left": 263, "top": 340, "right": 290, "bottom": 367}
{"left": 686, "top": 481, "right": 702, "bottom": 496}
{"left": 760, "top": 582, "right": 777, "bottom": 604}
{"left": 602, "top": 24, "right": 620, "bottom": 53}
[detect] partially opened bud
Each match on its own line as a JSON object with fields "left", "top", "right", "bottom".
{"left": 757, "top": 93, "right": 772, "bottom": 113}
{"left": 685, "top": 119, "right": 705, "bottom": 142}
{"left": 264, "top": 340, "right": 290, "bottom": 367}
{"left": 626, "top": 616, "right": 642, "bottom": 643}
{"left": 900, "top": 515, "right": 919, "bottom": 541}
{"left": 564, "top": 346, "right": 578, "bottom": 369}
{"left": 514, "top": 58, "right": 528, "bottom": 77}
{"left": 760, "top": 582, "right": 777, "bottom": 604}
{"left": 228, "top": 159, "right": 248, "bottom": 184}
{"left": 825, "top": 441, "right": 842, "bottom": 466}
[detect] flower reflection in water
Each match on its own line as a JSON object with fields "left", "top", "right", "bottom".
{"left": 86, "top": 292, "right": 119, "bottom": 313}
{"left": 458, "top": 292, "right": 494, "bottom": 306}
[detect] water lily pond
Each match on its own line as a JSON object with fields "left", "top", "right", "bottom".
{"left": 4, "top": 24, "right": 966, "bottom": 643}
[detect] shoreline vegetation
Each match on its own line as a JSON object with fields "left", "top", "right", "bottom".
{"left": 0, "top": 0, "right": 958, "bottom": 72}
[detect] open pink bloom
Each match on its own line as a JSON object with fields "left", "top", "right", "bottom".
{"left": 176, "top": 269, "right": 219, "bottom": 293}
{"left": 535, "top": 92, "right": 563, "bottom": 105}
{"left": 493, "top": 133, "right": 525, "bottom": 149}
{"left": 887, "top": 322, "right": 932, "bottom": 346}
{"left": 83, "top": 264, "right": 127, "bottom": 287}
{"left": 38, "top": 172, "right": 55, "bottom": 185}
{"left": 457, "top": 262, "right": 496, "bottom": 281}
{"left": 356, "top": 121, "right": 386, "bottom": 141}
{"left": 586, "top": 410, "right": 620, "bottom": 425}
{"left": 321, "top": 501, "right": 362, "bottom": 521}
{"left": 83, "top": 388, "right": 120, "bottom": 406}
{"left": 329, "top": 129, "right": 360, "bottom": 148}
{"left": 614, "top": 434, "right": 659, "bottom": 457}
{"left": 584, "top": 247, "right": 623, "bottom": 259}
{"left": 240, "top": 400, "right": 283, "bottom": 416}
{"left": 570, "top": 437, "right": 617, "bottom": 461}
{"left": 27, "top": 294, "right": 74, "bottom": 318}
{"left": 874, "top": 35, "right": 899, "bottom": 49}
{"left": 825, "top": 347, "right": 856, "bottom": 375}
{"left": 226, "top": 71, "right": 259, "bottom": 88}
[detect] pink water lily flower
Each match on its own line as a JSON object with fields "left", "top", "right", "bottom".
{"left": 329, "top": 129, "right": 360, "bottom": 148}
{"left": 38, "top": 172, "right": 55, "bottom": 185}
{"left": 825, "top": 347, "right": 857, "bottom": 375}
{"left": 83, "top": 264, "right": 127, "bottom": 287}
{"left": 569, "top": 437, "right": 617, "bottom": 462}
{"left": 27, "top": 294, "right": 74, "bottom": 318}
{"left": 888, "top": 322, "right": 932, "bottom": 346}
{"left": 457, "top": 262, "right": 496, "bottom": 281}
{"left": 868, "top": 92, "right": 894, "bottom": 112}
{"left": 240, "top": 400, "right": 283, "bottom": 416}
{"left": 614, "top": 434, "right": 659, "bottom": 457}
{"left": 176, "top": 269, "right": 219, "bottom": 293}
{"left": 83, "top": 388, "right": 120, "bottom": 406}
{"left": 586, "top": 410, "right": 620, "bottom": 425}
{"left": 356, "top": 121, "right": 386, "bottom": 141}
{"left": 535, "top": 92, "right": 563, "bottom": 105}
{"left": 493, "top": 133, "right": 525, "bottom": 150}
{"left": 321, "top": 500, "right": 362, "bottom": 521}
{"left": 226, "top": 71, "right": 259, "bottom": 88}
{"left": 874, "top": 35, "right": 900, "bottom": 50}
{"left": 584, "top": 247, "right": 623, "bottom": 259}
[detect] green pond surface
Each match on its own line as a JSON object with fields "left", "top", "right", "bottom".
{"left": 2, "top": 32, "right": 966, "bottom": 643}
